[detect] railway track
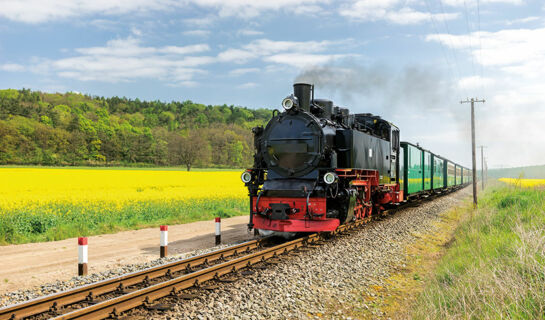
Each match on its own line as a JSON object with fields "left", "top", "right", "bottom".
{"left": 0, "top": 220, "right": 367, "bottom": 320}
{"left": 0, "top": 188, "right": 463, "bottom": 320}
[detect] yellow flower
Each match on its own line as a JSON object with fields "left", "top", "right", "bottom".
{"left": 0, "top": 168, "right": 246, "bottom": 211}
{"left": 499, "top": 178, "right": 545, "bottom": 188}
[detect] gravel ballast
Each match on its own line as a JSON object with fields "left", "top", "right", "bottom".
{"left": 0, "top": 188, "right": 470, "bottom": 319}
{"left": 156, "top": 188, "right": 470, "bottom": 319}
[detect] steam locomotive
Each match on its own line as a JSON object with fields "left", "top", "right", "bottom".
{"left": 242, "top": 83, "right": 470, "bottom": 236}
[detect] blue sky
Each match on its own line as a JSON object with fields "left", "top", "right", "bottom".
{"left": 1, "top": 0, "right": 544, "bottom": 168}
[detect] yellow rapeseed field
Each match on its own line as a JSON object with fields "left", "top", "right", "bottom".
{"left": 499, "top": 178, "right": 545, "bottom": 188}
{"left": 0, "top": 168, "right": 245, "bottom": 211}
{"left": 0, "top": 168, "right": 248, "bottom": 244}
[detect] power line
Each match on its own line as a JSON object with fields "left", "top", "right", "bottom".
{"left": 436, "top": 0, "right": 468, "bottom": 97}
{"left": 426, "top": 0, "right": 467, "bottom": 99}
{"left": 423, "top": 1, "right": 456, "bottom": 89}
{"left": 462, "top": 0, "right": 477, "bottom": 79}
{"left": 476, "top": 0, "right": 486, "bottom": 96}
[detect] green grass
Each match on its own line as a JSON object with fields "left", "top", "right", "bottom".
{"left": 413, "top": 184, "right": 545, "bottom": 319}
{"left": 0, "top": 165, "right": 243, "bottom": 172}
{"left": 0, "top": 198, "right": 248, "bottom": 245}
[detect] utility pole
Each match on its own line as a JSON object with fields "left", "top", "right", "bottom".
{"left": 461, "top": 98, "right": 485, "bottom": 208}
{"left": 479, "top": 145, "right": 487, "bottom": 190}
{"left": 485, "top": 158, "right": 488, "bottom": 182}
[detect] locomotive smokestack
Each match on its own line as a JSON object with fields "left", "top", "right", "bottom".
{"left": 293, "top": 83, "right": 312, "bottom": 112}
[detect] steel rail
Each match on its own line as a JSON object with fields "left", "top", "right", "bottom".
{"left": 1, "top": 195, "right": 435, "bottom": 320}
{"left": 0, "top": 239, "right": 265, "bottom": 320}
{"left": 53, "top": 233, "right": 324, "bottom": 320}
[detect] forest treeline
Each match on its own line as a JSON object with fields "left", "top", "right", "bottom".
{"left": 0, "top": 89, "right": 273, "bottom": 169}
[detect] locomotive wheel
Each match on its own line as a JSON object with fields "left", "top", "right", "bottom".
{"left": 354, "top": 196, "right": 372, "bottom": 219}
{"left": 354, "top": 196, "right": 365, "bottom": 219}
{"left": 354, "top": 186, "right": 372, "bottom": 220}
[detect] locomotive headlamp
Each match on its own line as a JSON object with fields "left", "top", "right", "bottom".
{"left": 323, "top": 172, "right": 337, "bottom": 185}
{"left": 241, "top": 171, "right": 252, "bottom": 183}
{"left": 282, "top": 95, "right": 298, "bottom": 110}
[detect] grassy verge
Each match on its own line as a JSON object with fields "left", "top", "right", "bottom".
{"left": 0, "top": 165, "right": 243, "bottom": 172}
{"left": 321, "top": 191, "right": 473, "bottom": 319}
{"left": 413, "top": 185, "right": 545, "bottom": 319}
{"left": 0, "top": 198, "right": 247, "bottom": 245}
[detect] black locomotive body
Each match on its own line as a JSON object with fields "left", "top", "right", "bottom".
{"left": 242, "top": 83, "right": 403, "bottom": 234}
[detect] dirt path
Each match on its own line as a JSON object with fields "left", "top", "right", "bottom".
{"left": 0, "top": 215, "right": 252, "bottom": 294}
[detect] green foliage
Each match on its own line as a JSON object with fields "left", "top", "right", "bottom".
{"left": 0, "top": 89, "right": 273, "bottom": 167}
{"left": 0, "top": 89, "right": 20, "bottom": 100}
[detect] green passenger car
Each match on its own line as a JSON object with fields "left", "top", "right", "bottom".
{"left": 401, "top": 142, "right": 423, "bottom": 195}
{"left": 423, "top": 151, "right": 432, "bottom": 191}
{"left": 455, "top": 165, "right": 462, "bottom": 185}
{"left": 432, "top": 155, "right": 444, "bottom": 189}
{"left": 446, "top": 161, "right": 455, "bottom": 187}
{"left": 399, "top": 145, "right": 404, "bottom": 192}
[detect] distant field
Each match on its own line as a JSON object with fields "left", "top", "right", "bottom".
{"left": 0, "top": 167, "right": 247, "bottom": 244}
{"left": 488, "top": 164, "right": 545, "bottom": 179}
{"left": 499, "top": 177, "right": 545, "bottom": 188}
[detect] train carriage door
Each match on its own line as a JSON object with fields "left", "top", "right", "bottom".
{"left": 406, "top": 143, "right": 423, "bottom": 194}
{"left": 391, "top": 129, "right": 400, "bottom": 182}
{"left": 399, "top": 144, "right": 405, "bottom": 192}
{"left": 424, "top": 151, "right": 431, "bottom": 191}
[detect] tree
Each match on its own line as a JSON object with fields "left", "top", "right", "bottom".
{"left": 0, "top": 88, "right": 270, "bottom": 167}
{"left": 178, "top": 130, "right": 209, "bottom": 171}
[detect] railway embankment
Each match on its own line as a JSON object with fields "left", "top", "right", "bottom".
{"left": 0, "top": 187, "right": 478, "bottom": 319}
{"left": 410, "top": 184, "right": 545, "bottom": 319}
{"left": 152, "top": 188, "right": 472, "bottom": 319}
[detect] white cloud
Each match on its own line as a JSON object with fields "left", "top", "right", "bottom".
{"left": 182, "top": 29, "right": 211, "bottom": 37}
{"left": 31, "top": 37, "right": 213, "bottom": 84}
{"left": 0, "top": 0, "right": 329, "bottom": 24}
{"left": 0, "top": 63, "right": 26, "bottom": 72}
{"left": 237, "top": 29, "right": 264, "bottom": 36}
{"left": 161, "top": 44, "right": 210, "bottom": 55}
{"left": 229, "top": 67, "right": 260, "bottom": 75}
{"left": 339, "top": 0, "right": 459, "bottom": 24}
{"left": 426, "top": 27, "right": 545, "bottom": 79}
{"left": 188, "top": 0, "right": 329, "bottom": 19}
{"left": 217, "top": 49, "right": 258, "bottom": 64}
{"left": 6, "top": 36, "right": 358, "bottom": 91}
{"left": 183, "top": 16, "right": 216, "bottom": 28}
{"left": 218, "top": 38, "right": 351, "bottom": 64}
{"left": 131, "top": 27, "right": 142, "bottom": 36}
{"left": 72, "top": 38, "right": 209, "bottom": 57}
{"left": 237, "top": 82, "right": 258, "bottom": 89}
{"left": 442, "top": 0, "right": 523, "bottom": 6}
{"left": 457, "top": 76, "right": 495, "bottom": 90}
{"left": 0, "top": 0, "right": 176, "bottom": 23}
{"left": 427, "top": 26, "right": 545, "bottom": 167}
{"left": 87, "top": 19, "right": 120, "bottom": 30}
{"left": 265, "top": 53, "right": 352, "bottom": 67}
{"left": 505, "top": 16, "right": 540, "bottom": 26}
{"left": 292, "top": 4, "right": 324, "bottom": 15}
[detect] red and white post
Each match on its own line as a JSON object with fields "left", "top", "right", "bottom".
{"left": 78, "top": 237, "right": 88, "bottom": 276}
{"left": 215, "top": 217, "right": 221, "bottom": 245}
{"left": 160, "top": 225, "right": 168, "bottom": 258}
